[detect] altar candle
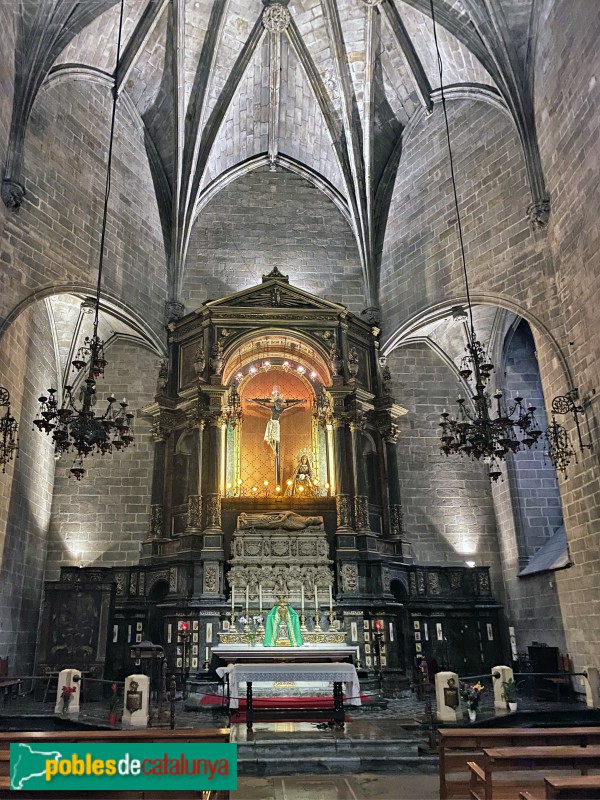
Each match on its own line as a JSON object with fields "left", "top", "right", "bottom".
{"left": 259, "top": 584, "right": 263, "bottom": 614}
{"left": 245, "top": 584, "right": 249, "bottom": 615}
{"left": 231, "top": 585, "right": 235, "bottom": 615}
{"left": 301, "top": 584, "right": 304, "bottom": 613}
{"left": 314, "top": 584, "right": 318, "bottom": 613}
{"left": 329, "top": 584, "right": 333, "bottom": 613}
{"left": 205, "top": 647, "right": 209, "bottom": 662}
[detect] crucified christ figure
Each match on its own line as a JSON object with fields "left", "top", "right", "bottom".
{"left": 248, "top": 386, "right": 304, "bottom": 485}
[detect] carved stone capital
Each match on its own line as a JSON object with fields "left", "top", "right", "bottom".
{"left": 336, "top": 494, "right": 353, "bottom": 530}
{"left": 1, "top": 178, "right": 25, "bottom": 210}
{"left": 262, "top": 2, "right": 290, "bottom": 32}
{"left": 166, "top": 300, "right": 185, "bottom": 322}
{"left": 527, "top": 197, "right": 551, "bottom": 229}
{"left": 360, "top": 306, "right": 381, "bottom": 325}
{"left": 148, "top": 504, "right": 164, "bottom": 539}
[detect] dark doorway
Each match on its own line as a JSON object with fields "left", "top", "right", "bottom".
{"left": 147, "top": 579, "right": 170, "bottom": 646}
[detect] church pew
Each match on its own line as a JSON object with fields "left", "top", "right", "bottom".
{"left": 0, "top": 728, "right": 230, "bottom": 800}
{"left": 544, "top": 775, "right": 600, "bottom": 799}
{"left": 439, "top": 728, "right": 600, "bottom": 799}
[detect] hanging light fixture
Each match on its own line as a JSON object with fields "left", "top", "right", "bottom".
{"left": 0, "top": 388, "right": 19, "bottom": 472}
{"left": 224, "top": 379, "right": 243, "bottom": 428}
{"left": 33, "top": 0, "right": 134, "bottom": 480}
{"left": 430, "top": 0, "right": 542, "bottom": 481}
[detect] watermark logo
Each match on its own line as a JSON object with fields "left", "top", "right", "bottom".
{"left": 10, "top": 742, "right": 237, "bottom": 791}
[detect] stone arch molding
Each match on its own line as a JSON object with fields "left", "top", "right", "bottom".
{"left": 382, "top": 296, "right": 574, "bottom": 397}
{"left": 0, "top": 285, "right": 165, "bottom": 358}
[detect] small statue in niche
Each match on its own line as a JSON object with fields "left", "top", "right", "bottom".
{"left": 156, "top": 358, "right": 168, "bottom": 395}
{"left": 285, "top": 452, "right": 320, "bottom": 497}
{"left": 194, "top": 345, "right": 206, "bottom": 381}
{"left": 348, "top": 346, "right": 359, "bottom": 381}
{"left": 209, "top": 342, "right": 223, "bottom": 376}
{"left": 379, "top": 355, "right": 392, "bottom": 394}
{"left": 329, "top": 341, "right": 343, "bottom": 377}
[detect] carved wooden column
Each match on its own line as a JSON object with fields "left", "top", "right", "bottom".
{"left": 185, "top": 418, "right": 204, "bottom": 534}
{"left": 385, "top": 428, "right": 403, "bottom": 539}
{"left": 333, "top": 416, "right": 354, "bottom": 531}
{"left": 350, "top": 417, "right": 370, "bottom": 533}
{"left": 202, "top": 413, "right": 223, "bottom": 534}
{"left": 147, "top": 423, "right": 168, "bottom": 540}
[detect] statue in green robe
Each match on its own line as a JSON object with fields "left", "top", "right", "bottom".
{"left": 263, "top": 599, "right": 303, "bottom": 647}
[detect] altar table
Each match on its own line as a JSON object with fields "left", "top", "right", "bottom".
{"left": 212, "top": 644, "right": 359, "bottom": 664}
{"left": 218, "top": 662, "right": 361, "bottom": 729}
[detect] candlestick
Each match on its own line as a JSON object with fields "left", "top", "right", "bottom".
{"left": 328, "top": 584, "right": 333, "bottom": 613}
{"left": 245, "top": 584, "right": 249, "bottom": 616}
{"left": 259, "top": 583, "right": 262, "bottom": 614}
{"left": 205, "top": 646, "right": 209, "bottom": 662}
{"left": 301, "top": 584, "right": 304, "bottom": 613}
{"left": 231, "top": 585, "right": 235, "bottom": 615}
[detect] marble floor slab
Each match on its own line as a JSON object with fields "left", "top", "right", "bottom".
{"left": 235, "top": 773, "right": 439, "bottom": 800}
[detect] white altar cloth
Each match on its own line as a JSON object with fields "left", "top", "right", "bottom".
{"left": 218, "top": 662, "right": 362, "bottom": 709}
{"left": 213, "top": 644, "right": 359, "bottom": 663}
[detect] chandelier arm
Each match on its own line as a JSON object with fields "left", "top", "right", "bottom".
{"left": 429, "top": 0, "right": 475, "bottom": 341}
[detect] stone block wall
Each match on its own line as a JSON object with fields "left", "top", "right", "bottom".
{"left": 387, "top": 343, "right": 504, "bottom": 597}
{"left": 0, "top": 1, "right": 15, "bottom": 245}
{"left": 533, "top": 0, "right": 600, "bottom": 667}
{"left": 0, "top": 304, "right": 56, "bottom": 674}
{"left": 0, "top": 77, "right": 168, "bottom": 334}
{"left": 44, "top": 338, "right": 158, "bottom": 580}
{"left": 379, "top": 98, "right": 558, "bottom": 340}
{"left": 183, "top": 166, "right": 364, "bottom": 313}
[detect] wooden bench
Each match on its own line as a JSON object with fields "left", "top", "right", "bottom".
{"left": 469, "top": 746, "right": 600, "bottom": 800}
{"left": 439, "top": 728, "right": 600, "bottom": 799}
{"left": 0, "top": 728, "right": 231, "bottom": 799}
{"left": 544, "top": 775, "right": 600, "bottom": 799}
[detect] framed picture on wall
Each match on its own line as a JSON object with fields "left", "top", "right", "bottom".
{"left": 414, "top": 631, "right": 421, "bottom": 641}
{"left": 192, "top": 633, "right": 199, "bottom": 643}
{"left": 364, "top": 632, "right": 370, "bottom": 642}
{"left": 364, "top": 643, "right": 371, "bottom": 654}
{"left": 363, "top": 620, "right": 370, "bottom": 630}
{"left": 413, "top": 620, "right": 420, "bottom": 630}
{"left": 365, "top": 656, "right": 372, "bottom": 667}
{"left": 193, "top": 620, "right": 199, "bottom": 631}
{"left": 350, "top": 622, "right": 358, "bottom": 642}
{"left": 136, "top": 622, "right": 143, "bottom": 632}
{"left": 487, "top": 623, "right": 494, "bottom": 641}
{"left": 112, "top": 625, "right": 119, "bottom": 643}
{"left": 176, "top": 658, "right": 182, "bottom": 668}
{"left": 415, "top": 643, "right": 422, "bottom": 653}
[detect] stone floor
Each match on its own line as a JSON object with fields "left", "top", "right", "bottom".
{"left": 234, "top": 773, "right": 439, "bottom": 800}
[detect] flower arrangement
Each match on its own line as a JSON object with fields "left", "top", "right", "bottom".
{"left": 459, "top": 681, "right": 484, "bottom": 710}
{"left": 61, "top": 684, "right": 76, "bottom": 714}
{"left": 239, "top": 615, "right": 263, "bottom": 645}
{"left": 109, "top": 683, "right": 120, "bottom": 713}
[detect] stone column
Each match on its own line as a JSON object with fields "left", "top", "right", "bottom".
{"left": 202, "top": 413, "right": 223, "bottom": 533}
{"left": 186, "top": 421, "right": 204, "bottom": 533}
{"left": 333, "top": 417, "right": 354, "bottom": 531}
{"left": 350, "top": 418, "right": 370, "bottom": 533}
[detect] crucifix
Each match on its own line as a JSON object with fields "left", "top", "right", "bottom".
{"left": 248, "top": 387, "right": 304, "bottom": 484}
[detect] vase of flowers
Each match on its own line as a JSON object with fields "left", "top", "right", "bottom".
{"left": 502, "top": 678, "right": 518, "bottom": 712}
{"left": 108, "top": 682, "right": 120, "bottom": 725}
{"left": 61, "top": 685, "right": 76, "bottom": 716}
{"left": 239, "top": 615, "right": 263, "bottom": 647}
{"left": 460, "top": 681, "right": 484, "bottom": 722}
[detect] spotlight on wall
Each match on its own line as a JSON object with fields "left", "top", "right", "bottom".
{"left": 465, "top": 561, "right": 476, "bottom": 568}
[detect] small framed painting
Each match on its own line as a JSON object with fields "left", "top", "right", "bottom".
{"left": 176, "top": 658, "right": 182, "bottom": 668}
{"left": 136, "top": 622, "right": 143, "bottom": 632}
{"left": 192, "top": 645, "right": 198, "bottom": 656}
{"left": 415, "top": 642, "right": 422, "bottom": 653}
{"left": 191, "top": 658, "right": 198, "bottom": 669}
{"left": 222, "top": 619, "right": 230, "bottom": 631}
{"left": 363, "top": 620, "right": 370, "bottom": 630}
{"left": 365, "top": 656, "right": 372, "bottom": 667}
{"left": 192, "top": 632, "right": 199, "bottom": 643}
{"left": 350, "top": 621, "right": 358, "bottom": 642}
{"left": 112, "top": 625, "right": 119, "bottom": 643}
{"left": 436, "top": 622, "right": 443, "bottom": 641}
{"left": 414, "top": 631, "right": 421, "bottom": 641}
{"left": 487, "top": 623, "right": 494, "bottom": 641}
{"left": 413, "top": 620, "right": 420, "bottom": 631}
{"left": 135, "top": 633, "right": 142, "bottom": 643}
{"left": 364, "top": 632, "right": 370, "bottom": 642}
{"left": 364, "top": 643, "right": 371, "bottom": 654}
{"left": 205, "top": 623, "right": 213, "bottom": 643}
{"left": 193, "top": 620, "right": 199, "bottom": 631}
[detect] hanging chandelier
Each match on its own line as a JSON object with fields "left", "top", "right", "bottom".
{"left": 0, "top": 387, "right": 19, "bottom": 472}
{"left": 429, "top": 0, "right": 542, "bottom": 482}
{"left": 33, "top": 0, "right": 134, "bottom": 480}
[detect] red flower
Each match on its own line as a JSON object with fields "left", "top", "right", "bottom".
{"left": 61, "top": 685, "right": 77, "bottom": 696}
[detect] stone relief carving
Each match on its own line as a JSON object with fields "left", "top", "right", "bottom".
{"left": 203, "top": 563, "right": 219, "bottom": 594}
{"left": 238, "top": 511, "right": 323, "bottom": 530}
{"left": 527, "top": 197, "right": 551, "bottom": 229}
{"left": 1, "top": 178, "right": 25, "bottom": 210}
{"left": 194, "top": 345, "right": 206, "bottom": 381}
{"left": 209, "top": 342, "right": 223, "bottom": 376}
{"left": 389, "top": 504, "right": 403, "bottom": 537}
{"left": 329, "top": 342, "right": 343, "bottom": 377}
{"left": 169, "top": 569, "right": 178, "bottom": 592}
{"left": 156, "top": 358, "right": 168, "bottom": 395}
{"left": 205, "top": 495, "right": 222, "bottom": 528}
{"left": 427, "top": 572, "right": 440, "bottom": 595}
{"left": 148, "top": 504, "right": 163, "bottom": 539}
{"left": 341, "top": 563, "right": 358, "bottom": 593}
{"left": 336, "top": 495, "right": 353, "bottom": 529}
{"left": 382, "top": 566, "right": 391, "bottom": 593}
{"left": 354, "top": 496, "right": 370, "bottom": 530}
{"left": 114, "top": 572, "right": 126, "bottom": 596}
{"left": 379, "top": 355, "right": 392, "bottom": 394}
{"left": 347, "top": 346, "right": 359, "bottom": 380}
{"left": 187, "top": 495, "right": 202, "bottom": 530}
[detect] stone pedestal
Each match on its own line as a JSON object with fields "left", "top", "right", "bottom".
{"left": 583, "top": 666, "right": 600, "bottom": 708}
{"left": 435, "top": 671, "right": 460, "bottom": 723}
{"left": 122, "top": 674, "right": 150, "bottom": 728}
{"left": 54, "top": 668, "right": 81, "bottom": 716}
{"left": 492, "top": 665, "right": 514, "bottom": 710}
